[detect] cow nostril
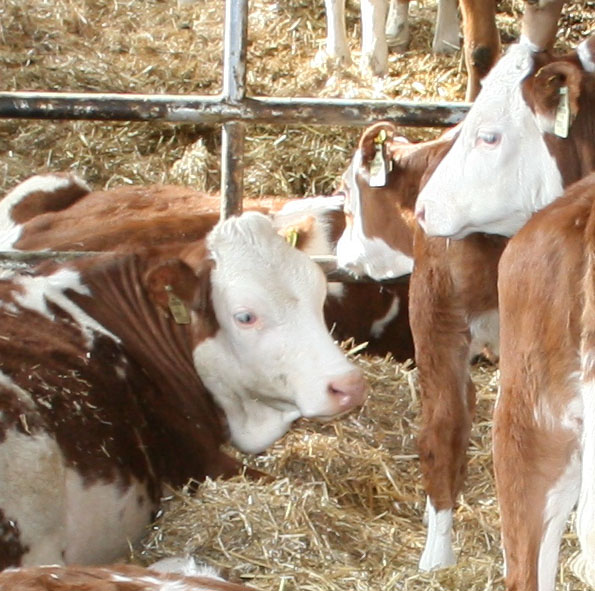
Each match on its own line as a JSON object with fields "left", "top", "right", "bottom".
{"left": 416, "top": 206, "right": 426, "bottom": 224}
{"left": 327, "top": 370, "right": 368, "bottom": 408}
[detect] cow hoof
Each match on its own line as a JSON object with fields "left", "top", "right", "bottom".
{"left": 418, "top": 545, "right": 456, "bottom": 572}
{"left": 359, "top": 53, "right": 388, "bottom": 77}
{"left": 386, "top": 25, "right": 410, "bottom": 53}
{"left": 432, "top": 35, "right": 460, "bottom": 55}
{"left": 312, "top": 48, "right": 352, "bottom": 72}
{"left": 570, "top": 552, "right": 595, "bottom": 587}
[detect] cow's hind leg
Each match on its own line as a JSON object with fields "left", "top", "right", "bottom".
{"left": 459, "top": 0, "right": 501, "bottom": 100}
{"left": 385, "top": 0, "right": 410, "bottom": 51}
{"left": 494, "top": 381, "right": 581, "bottom": 591}
{"left": 571, "top": 377, "right": 595, "bottom": 587}
{"left": 360, "top": 0, "right": 389, "bottom": 75}
{"left": 432, "top": 0, "right": 460, "bottom": 54}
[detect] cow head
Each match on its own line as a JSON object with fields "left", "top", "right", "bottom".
{"left": 168, "top": 212, "right": 367, "bottom": 454}
{"left": 335, "top": 121, "right": 417, "bottom": 280}
{"left": 415, "top": 36, "right": 595, "bottom": 239}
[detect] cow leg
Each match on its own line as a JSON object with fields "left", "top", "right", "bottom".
{"left": 360, "top": 0, "right": 389, "bottom": 75}
{"left": 409, "top": 269, "right": 476, "bottom": 571}
{"left": 432, "top": 0, "right": 460, "bottom": 54}
{"left": 385, "top": 0, "right": 410, "bottom": 52}
{"left": 520, "top": 0, "right": 564, "bottom": 51}
{"left": 494, "top": 381, "right": 581, "bottom": 591}
{"left": 571, "top": 377, "right": 595, "bottom": 587}
{"left": 459, "top": 0, "right": 501, "bottom": 101}
{"left": 322, "top": 0, "right": 352, "bottom": 67}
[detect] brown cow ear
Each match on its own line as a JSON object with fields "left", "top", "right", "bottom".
{"left": 358, "top": 121, "right": 402, "bottom": 188}
{"left": 145, "top": 259, "right": 201, "bottom": 324}
{"left": 359, "top": 121, "right": 399, "bottom": 164}
{"left": 533, "top": 61, "right": 582, "bottom": 138}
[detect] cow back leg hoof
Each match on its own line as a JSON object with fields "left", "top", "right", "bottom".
{"left": 418, "top": 499, "right": 456, "bottom": 571}
{"left": 385, "top": 1, "right": 410, "bottom": 52}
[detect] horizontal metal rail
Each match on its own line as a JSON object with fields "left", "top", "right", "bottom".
{"left": 0, "top": 251, "right": 410, "bottom": 284}
{"left": 0, "top": 92, "right": 469, "bottom": 127}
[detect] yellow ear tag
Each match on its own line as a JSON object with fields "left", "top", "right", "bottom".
{"left": 165, "top": 285, "right": 191, "bottom": 325}
{"left": 285, "top": 227, "right": 299, "bottom": 248}
{"left": 554, "top": 86, "right": 570, "bottom": 138}
{"left": 369, "top": 129, "right": 391, "bottom": 188}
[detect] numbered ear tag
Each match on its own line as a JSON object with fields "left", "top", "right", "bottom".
{"left": 285, "top": 227, "right": 299, "bottom": 248}
{"left": 554, "top": 86, "right": 570, "bottom": 138}
{"left": 368, "top": 129, "right": 392, "bottom": 188}
{"left": 165, "top": 285, "right": 191, "bottom": 325}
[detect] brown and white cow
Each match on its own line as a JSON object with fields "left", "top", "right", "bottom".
{"left": 415, "top": 34, "right": 595, "bottom": 238}
{"left": 494, "top": 173, "right": 595, "bottom": 591}
{"left": 0, "top": 174, "right": 414, "bottom": 361}
{"left": 0, "top": 557, "right": 255, "bottom": 591}
{"left": 0, "top": 212, "right": 367, "bottom": 568}
{"left": 336, "top": 119, "right": 504, "bottom": 571}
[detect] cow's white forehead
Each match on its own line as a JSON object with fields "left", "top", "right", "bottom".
{"left": 480, "top": 42, "right": 534, "bottom": 90}
{"left": 207, "top": 211, "right": 322, "bottom": 286}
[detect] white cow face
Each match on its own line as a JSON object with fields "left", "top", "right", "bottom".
{"left": 415, "top": 42, "right": 564, "bottom": 239}
{"left": 193, "top": 212, "right": 367, "bottom": 454}
{"left": 335, "top": 127, "right": 414, "bottom": 281}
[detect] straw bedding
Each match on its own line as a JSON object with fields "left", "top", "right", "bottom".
{"left": 0, "top": 0, "right": 593, "bottom": 589}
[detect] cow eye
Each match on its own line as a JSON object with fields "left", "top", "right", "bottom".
{"left": 476, "top": 130, "right": 501, "bottom": 147}
{"left": 233, "top": 310, "right": 258, "bottom": 327}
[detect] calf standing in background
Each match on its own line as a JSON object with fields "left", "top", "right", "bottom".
{"left": 336, "top": 119, "right": 503, "bottom": 571}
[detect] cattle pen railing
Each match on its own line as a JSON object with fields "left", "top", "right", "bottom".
{"left": 0, "top": 0, "right": 470, "bottom": 282}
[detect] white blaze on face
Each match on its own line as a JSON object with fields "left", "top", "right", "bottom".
{"left": 416, "top": 43, "right": 564, "bottom": 239}
{"left": 336, "top": 149, "right": 414, "bottom": 280}
{"left": 193, "top": 213, "right": 365, "bottom": 454}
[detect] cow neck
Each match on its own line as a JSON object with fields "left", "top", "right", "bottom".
{"left": 69, "top": 252, "right": 228, "bottom": 471}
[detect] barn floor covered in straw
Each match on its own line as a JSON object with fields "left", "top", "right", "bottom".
{"left": 1, "top": 0, "right": 593, "bottom": 589}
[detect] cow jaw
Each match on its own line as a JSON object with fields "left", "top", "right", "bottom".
{"left": 415, "top": 42, "right": 563, "bottom": 239}
{"left": 193, "top": 213, "right": 367, "bottom": 454}
{"left": 336, "top": 149, "right": 414, "bottom": 280}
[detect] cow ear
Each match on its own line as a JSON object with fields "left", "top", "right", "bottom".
{"left": 532, "top": 61, "right": 582, "bottom": 137}
{"left": 145, "top": 259, "right": 206, "bottom": 324}
{"left": 359, "top": 121, "right": 400, "bottom": 164}
{"left": 276, "top": 215, "right": 315, "bottom": 249}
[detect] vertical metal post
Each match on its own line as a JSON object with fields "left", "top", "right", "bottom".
{"left": 220, "top": 0, "right": 248, "bottom": 219}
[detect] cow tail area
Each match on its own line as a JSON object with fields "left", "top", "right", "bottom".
{"left": 571, "top": 179, "right": 595, "bottom": 588}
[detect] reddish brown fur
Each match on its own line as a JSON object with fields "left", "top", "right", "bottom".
{"left": 0, "top": 563, "right": 256, "bottom": 591}
{"left": 495, "top": 174, "right": 595, "bottom": 591}
{"left": 7, "top": 181, "right": 415, "bottom": 362}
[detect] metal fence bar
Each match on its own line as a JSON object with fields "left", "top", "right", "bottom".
{"left": 0, "top": 250, "right": 409, "bottom": 284}
{"left": 220, "top": 0, "right": 248, "bottom": 218}
{"left": 0, "top": 93, "right": 469, "bottom": 127}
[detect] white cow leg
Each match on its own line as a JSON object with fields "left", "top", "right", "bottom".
{"left": 571, "top": 379, "right": 595, "bottom": 588}
{"left": 320, "top": 0, "right": 352, "bottom": 68}
{"left": 385, "top": 0, "right": 410, "bottom": 52}
{"left": 418, "top": 497, "right": 456, "bottom": 571}
{"left": 360, "top": 0, "right": 388, "bottom": 76}
{"left": 432, "top": 0, "right": 460, "bottom": 54}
